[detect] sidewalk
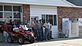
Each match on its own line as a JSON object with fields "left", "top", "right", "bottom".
{"left": 35, "top": 37, "right": 80, "bottom": 43}
{"left": 23, "top": 38, "right": 82, "bottom": 46}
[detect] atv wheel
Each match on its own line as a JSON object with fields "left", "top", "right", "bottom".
{"left": 7, "top": 36, "right": 13, "bottom": 43}
{"left": 18, "top": 37, "right": 24, "bottom": 44}
{"left": 29, "top": 36, "right": 35, "bottom": 43}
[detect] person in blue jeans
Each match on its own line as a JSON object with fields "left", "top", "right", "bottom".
{"left": 37, "top": 20, "right": 43, "bottom": 41}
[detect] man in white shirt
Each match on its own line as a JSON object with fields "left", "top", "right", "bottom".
{"left": 43, "top": 21, "right": 52, "bottom": 40}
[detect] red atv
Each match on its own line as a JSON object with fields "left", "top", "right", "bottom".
{"left": 7, "top": 26, "right": 35, "bottom": 44}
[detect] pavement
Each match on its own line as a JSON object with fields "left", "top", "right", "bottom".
{"left": 0, "top": 38, "right": 82, "bottom": 46}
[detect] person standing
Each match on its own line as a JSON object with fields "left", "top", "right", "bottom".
{"left": 37, "top": 20, "right": 43, "bottom": 41}
{"left": 47, "top": 21, "right": 52, "bottom": 40}
{"left": 0, "top": 22, "right": 3, "bottom": 42}
{"left": 2, "top": 22, "right": 9, "bottom": 42}
{"left": 31, "top": 18, "right": 35, "bottom": 36}
{"left": 33, "top": 20, "right": 39, "bottom": 41}
{"left": 9, "top": 20, "right": 13, "bottom": 32}
{"left": 43, "top": 21, "right": 49, "bottom": 40}
{"left": 43, "top": 21, "right": 52, "bottom": 40}
{"left": 31, "top": 18, "right": 38, "bottom": 40}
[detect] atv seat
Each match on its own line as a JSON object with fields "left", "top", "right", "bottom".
{"left": 13, "top": 28, "right": 20, "bottom": 32}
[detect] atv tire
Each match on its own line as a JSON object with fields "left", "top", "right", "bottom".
{"left": 29, "top": 36, "right": 35, "bottom": 43}
{"left": 18, "top": 37, "right": 24, "bottom": 44}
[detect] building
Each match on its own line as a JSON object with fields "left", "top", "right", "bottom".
{"left": 0, "top": 0, "right": 82, "bottom": 38}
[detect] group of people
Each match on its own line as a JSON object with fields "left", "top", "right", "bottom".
{"left": 31, "top": 18, "right": 52, "bottom": 41}
{"left": 0, "top": 20, "right": 24, "bottom": 42}
{"left": 0, "top": 18, "right": 53, "bottom": 42}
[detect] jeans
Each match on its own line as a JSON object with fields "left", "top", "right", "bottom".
{"left": 0, "top": 33, "right": 3, "bottom": 41}
{"left": 45, "top": 28, "right": 50, "bottom": 40}
{"left": 3, "top": 31, "right": 8, "bottom": 42}
{"left": 50, "top": 31, "right": 52, "bottom": 39}
{"left": 37, "top": 28, "right": 43, "bottom": 41}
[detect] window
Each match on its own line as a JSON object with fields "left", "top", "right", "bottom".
{"left": 14, "top": 13, "right": 20, "bottom": 18}
{"left": 0, "top": 6, "right": 3, "bottom": 11}
{"left": 42, "top": 15, "right": 57, "bottom": 25}
{"left": 54, "top": 15, "right": 57, "bottom": 25}
{"left": 42, "top": 15, "right": 45, "bottom": 23}
{"left": 0, "top": 12, "right": 3, "bottom": 18}
{"left": 13, "top": 6, "right": 21, "bottom": 12}
{"left": 4, "top": 12, "right": 12, "bottom": 18}
{"left": 0, "top": 5, "right": 3, "bottom": 18}
{"left": 4, "top": 6, "right": 12, "bottom": 11}
{"left": 0, "top": 5, "right": 22, "bottom": 22}
{"left": 49, "top": 15, "right": 53, "bottom": 25}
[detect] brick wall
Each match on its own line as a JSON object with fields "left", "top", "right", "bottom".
{"left": 57, "top": 7, "right": 82, "bottom": 32}
{"left": 23, "top": 5, "right": 30, "bottom": 23}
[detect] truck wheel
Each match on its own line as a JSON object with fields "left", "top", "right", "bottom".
{"left": 18, "top": 37, "right": 24, "bottom": 44}
{"left": 7, "top": 36, "right": 13, "bottom": 43}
